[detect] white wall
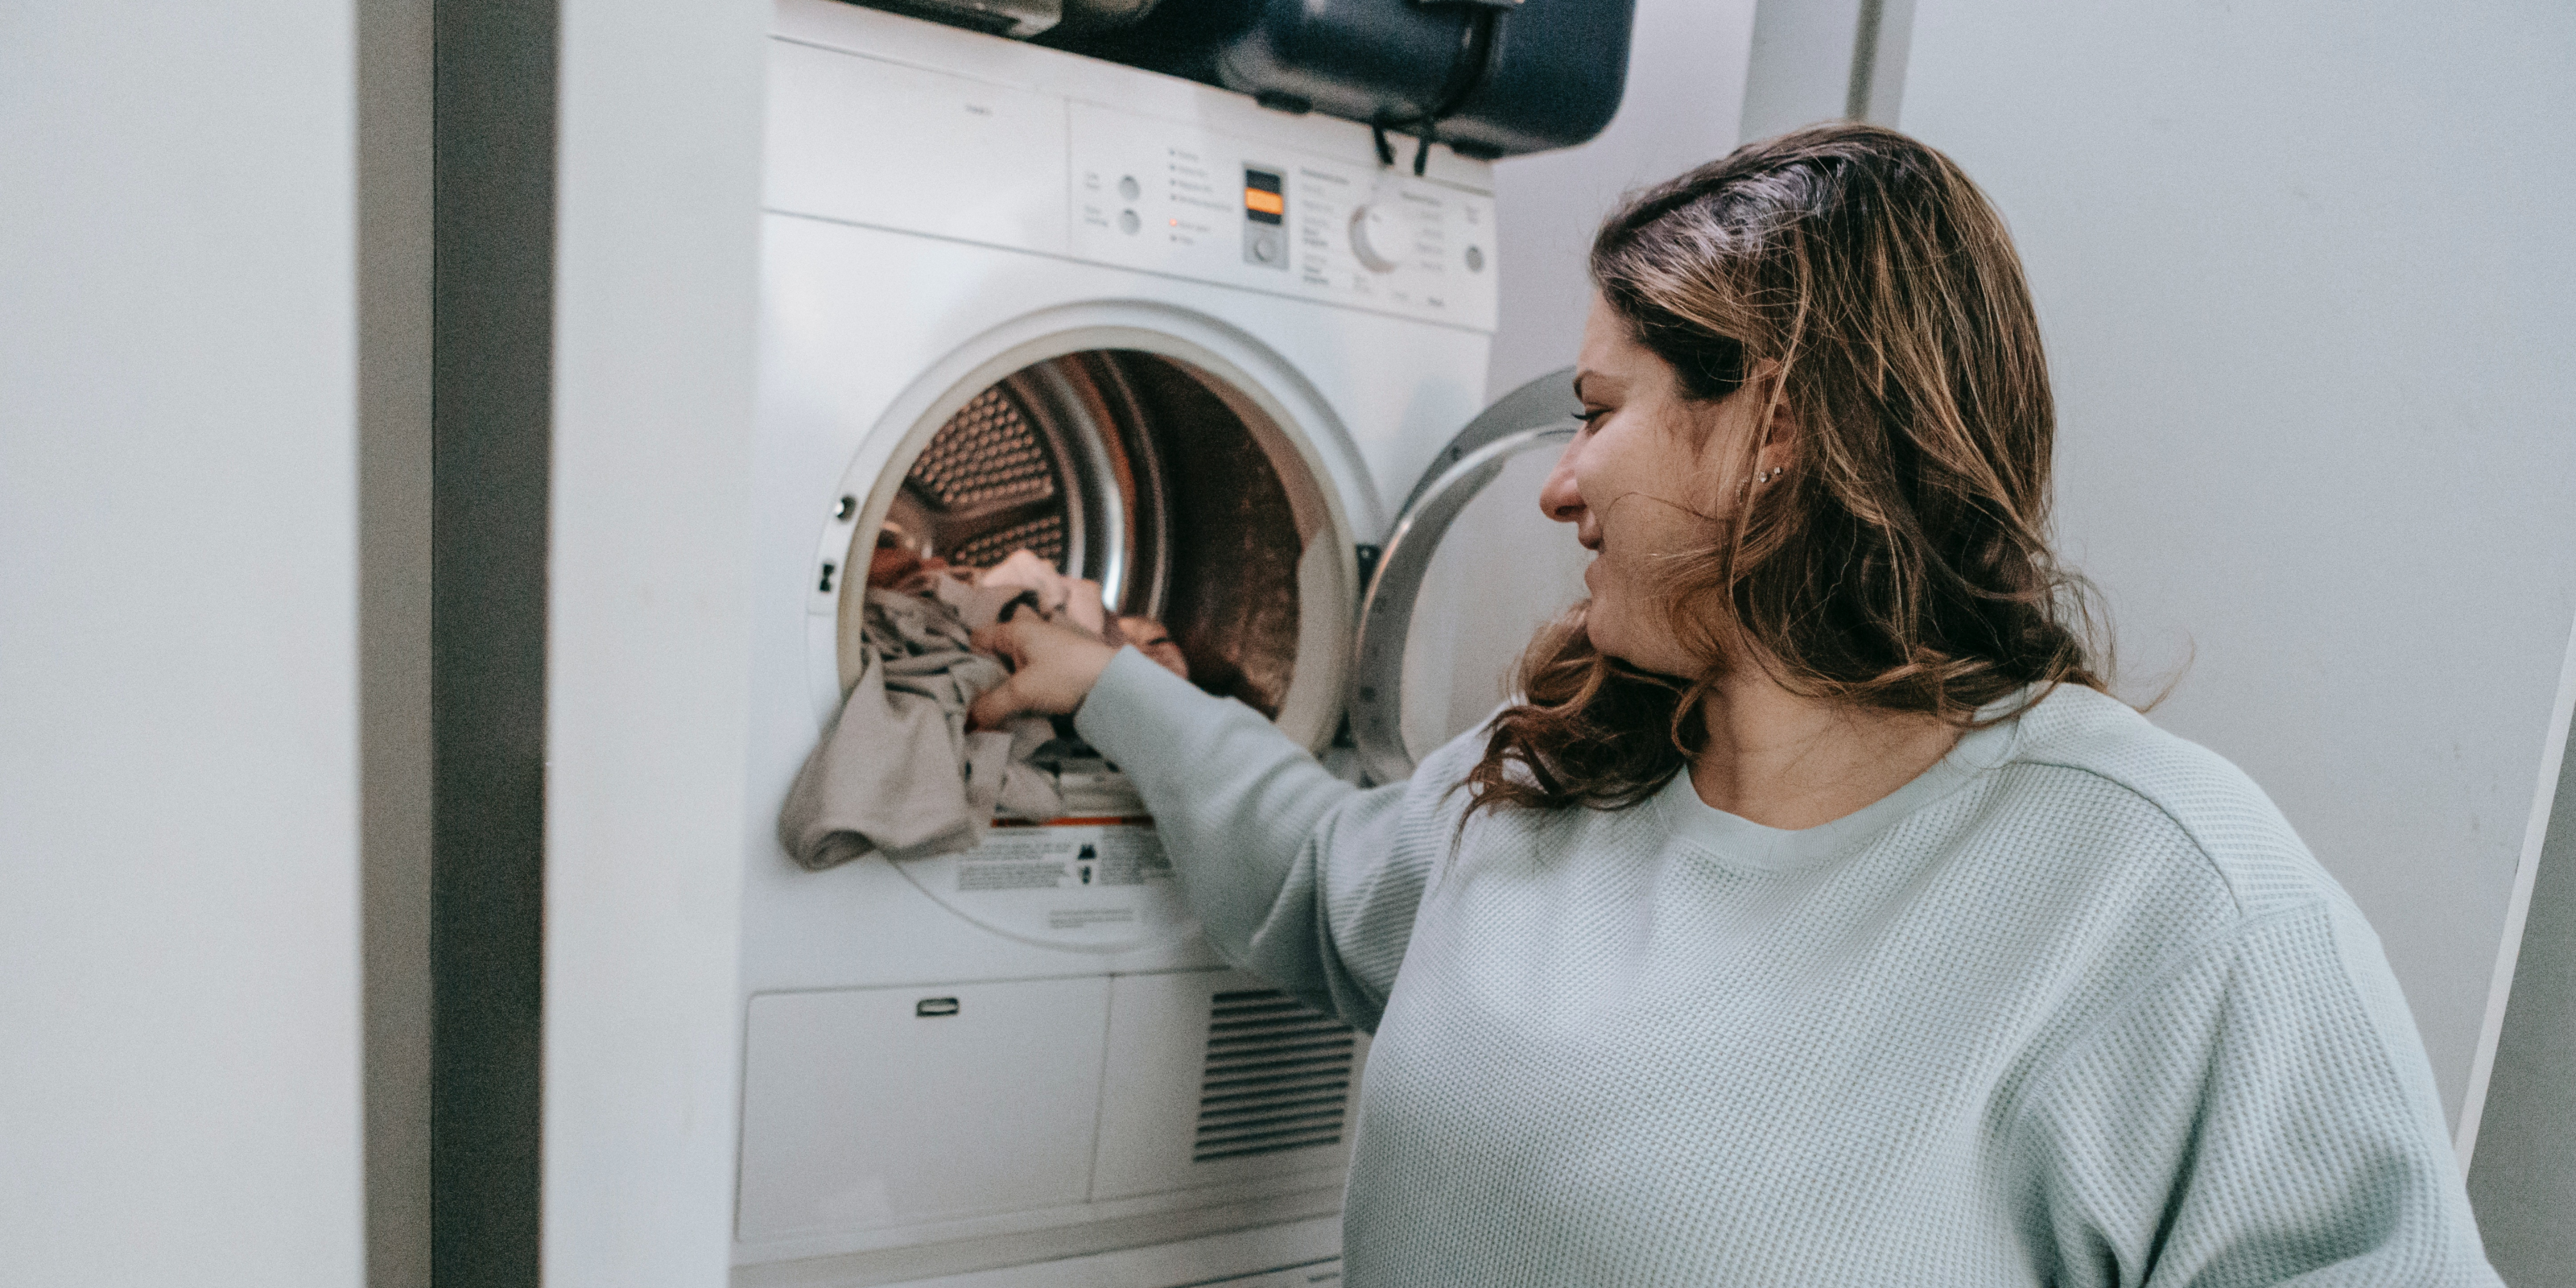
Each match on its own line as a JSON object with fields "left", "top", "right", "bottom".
{"left": 1486, "top": 0, "right": 1760, "bottom": 402}
{"left": 1898, "top": 0, "right": 2576, "bottom": 1124}
{"left": 0, "top": 1, "right": 367, "bottom": 1282}
{"left": 542, "top": 0, "right": 766, "bottom": 1282}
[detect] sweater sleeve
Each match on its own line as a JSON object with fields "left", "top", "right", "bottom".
{"left": 1073, "top": 647, "right": 1468, "bottom": 1031}
{"left": 2008, "top": 899, "right": 2501, "bottom": 1286}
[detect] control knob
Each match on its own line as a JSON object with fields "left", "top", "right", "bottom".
{"left": 1348, "top": 204, "right": 1403, "bottom": 275}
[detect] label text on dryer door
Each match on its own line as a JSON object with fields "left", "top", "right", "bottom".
{"left": 894, "top": 820, "right": 1192, "bottom": 949}
{"left": 956, "top": 824, "right": 1171, "bottom": 892}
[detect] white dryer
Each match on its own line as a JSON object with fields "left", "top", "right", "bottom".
{"left": 738, "top": 5, "right": 1591, "bottom": 1284}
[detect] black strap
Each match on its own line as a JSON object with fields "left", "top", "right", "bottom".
{"left": 1371, "top": 4, "right": 1509, "bottom": 173}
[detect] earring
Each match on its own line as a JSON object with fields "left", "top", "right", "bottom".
{"left": 1757, "top": 466, "right": 1785, "bottom": 484}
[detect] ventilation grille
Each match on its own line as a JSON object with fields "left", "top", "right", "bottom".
{"left": 1194, "top": 989, "right": 1356, "bottom": 1163}
{"left": 909, "top": 387, "right": 1055, "bottom": 512}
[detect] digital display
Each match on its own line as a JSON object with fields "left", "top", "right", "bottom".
{"left": 1244, "top": 168, "right": 1284, "bottom": 225}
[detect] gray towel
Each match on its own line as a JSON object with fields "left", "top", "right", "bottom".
{"left": 777, "top": 588, "right": 1064, "bottom": 870}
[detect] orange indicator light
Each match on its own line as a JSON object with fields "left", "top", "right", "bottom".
{"left": 1243, "top": 188, "right": 1285, "bottom": 216}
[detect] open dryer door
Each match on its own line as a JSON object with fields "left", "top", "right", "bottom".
{"left": 1349, "top": 369, "right": 1589, "bottom": 786}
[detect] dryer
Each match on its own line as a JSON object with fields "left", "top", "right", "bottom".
{"left": 740, "top": 5, "right": 1591, "bottom": 1284}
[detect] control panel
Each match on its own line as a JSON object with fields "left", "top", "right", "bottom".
{"left": 1068, "top": 102, "right": 1497, "bottom": 332}
{"left": 763, "top": 37, "right": 1497, "bottom": 332}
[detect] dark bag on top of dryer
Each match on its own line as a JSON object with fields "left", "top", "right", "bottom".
{"left": 1037, "top": 0, "right": 1637, "bottom": 164}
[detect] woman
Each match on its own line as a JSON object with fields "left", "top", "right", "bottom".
{"left": 971, "top": 125, "right": 2499, "bottom": 1285}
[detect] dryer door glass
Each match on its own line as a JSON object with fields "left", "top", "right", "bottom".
{"left": 1349, "top": 369, "right": 1591, "bottom": 785}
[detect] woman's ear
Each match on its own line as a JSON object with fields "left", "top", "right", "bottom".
{"left": 1744, "top": 361, "right": 1799, "bottom": 470}
{"left": 1761, "top": 389, "right": 1799, "bottom": 457}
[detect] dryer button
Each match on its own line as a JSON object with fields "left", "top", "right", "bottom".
{"left": 1243, "top": 225, "right": 1286, "bottom": 269}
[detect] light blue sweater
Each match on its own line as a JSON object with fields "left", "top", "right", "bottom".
{"left": 1074, "top": 648, "right": 2501, "bottom": 1286}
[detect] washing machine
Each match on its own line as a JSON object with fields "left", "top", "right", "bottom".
{"left": 737, "top": 4, "right": 1593, "bottom": 1284}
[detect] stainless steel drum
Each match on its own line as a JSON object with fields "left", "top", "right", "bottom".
{"left": 845, "top": 349, "right": 1319, "bottom": 720}
{"left": 877, "top": 353, "right": 1168, "bottom": 617}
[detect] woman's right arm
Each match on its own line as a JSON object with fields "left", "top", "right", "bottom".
{"left": 973, "top": 618, "right": 1452, "bottom": 1030}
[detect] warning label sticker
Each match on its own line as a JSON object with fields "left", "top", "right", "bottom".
{"left": 955, "top": 826, "right": 1174, "bottom": 893}
{"left": 895, "top": 819, "right": 1194, "bottom": 952}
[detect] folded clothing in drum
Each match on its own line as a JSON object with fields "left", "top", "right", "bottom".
{"left": 1039, "top": 0, "right": 1636, "bottom": 161}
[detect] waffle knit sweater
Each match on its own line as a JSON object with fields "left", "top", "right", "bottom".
{"left": 1073, "top": 648, "right": 2501, "bottom": 1286}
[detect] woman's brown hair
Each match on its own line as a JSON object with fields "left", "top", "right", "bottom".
{"left": 1463, "top": 122, "right": 2107, "bottom": 816}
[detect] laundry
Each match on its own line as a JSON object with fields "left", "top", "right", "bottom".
{"left": 978, "top": 548, "right": 1109, "bottom": 637}
{"left": 865, "top": 542, "right": 949, "bottom": 594}
{"left": 872, "top": 543, "right": 1124, "bottom": 641}
{"left": 778, "top": 535, "right": 1213, "bottom": 871}
{"left": 780, "top": 547, "right": 1195, "bottom": 870}
{"left": 778, "top": 582, "right": 1066, "bottom": 870}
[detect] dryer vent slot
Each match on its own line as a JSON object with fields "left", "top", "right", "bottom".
{"left": 1192, "top": 989, "right": 1356, "bottom": 1162}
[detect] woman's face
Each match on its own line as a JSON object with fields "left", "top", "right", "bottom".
{"left": 1538, "top": 295, "right": 1779, "bottom": 677}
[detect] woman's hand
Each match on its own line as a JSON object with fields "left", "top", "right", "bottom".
{"left": 968, "top": 614, "right": 1120, "bottom": 730}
